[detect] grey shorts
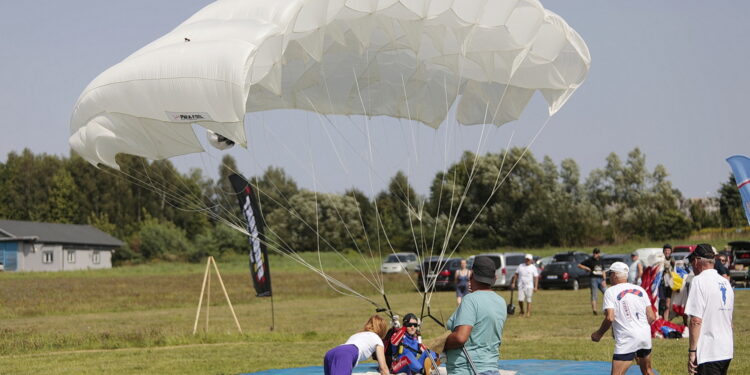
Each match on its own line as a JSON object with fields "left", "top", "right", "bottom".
{"left": 590, "top": 277, "right": 606, "bottom": 301}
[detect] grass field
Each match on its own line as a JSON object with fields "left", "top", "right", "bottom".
{"left": 0, "top": 251, "right": 747, "bottom": 375}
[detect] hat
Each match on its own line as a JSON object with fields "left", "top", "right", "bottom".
{"left": 630, "top": 251, "right": 638, "bottom": 257}
{"left": 688, "top": 243, "right": 715, "bottom": 261}
{"left": 606, "top": 261, "right": 629, "bottom": 274}
{"left": 471, "top": 256, "right": 496, "bottom": 285}
{"left": 592, "top": 248, "right": 601, "bottom": 254}
{"left": 525, "top": 254, "right": 533, "bottom": 260}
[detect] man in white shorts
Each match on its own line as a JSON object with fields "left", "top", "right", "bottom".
{"left": 685, "top": 244, "right": 734, "bottom": 375}
{"left": 511, "top": 254, "right": 539, "bottom": 317}
{"left": 591, "top": 262, "right": 656, "bottom": 375}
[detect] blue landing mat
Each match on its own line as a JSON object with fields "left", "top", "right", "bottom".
{"left": 244, "top": 359, "right": 658, "bottom": 375}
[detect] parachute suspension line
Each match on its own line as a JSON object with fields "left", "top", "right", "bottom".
{"left": 306, "top": 115, "right": 385, "bottom": 295}
{"left": 207, "top": 151, "right": 385, "bottom": 295}
{"left": 450, "top": 116, "right": 553, "bottom": 254}
{"left": 238, "top": 129, "right": 385, "bottom": 293}
{"left": 424, "top": 68, "right": 516, "bottom": 304}
{"left": 100, "top": 161, "right": 376, "bottom": 300}
{"left": 302, "top": 95, "right": 384, "bottom": 290}
{"left": 225, "top": 221, "right": 380, "bottom": 306}
{"left": 396, "top": 73, "right": 430, "bottom": 294}
{"left": 320, "top": 69, "right": 384, "bottom": 290}
{"left": 352, "top": 67, "right": 399, "bottom": 293}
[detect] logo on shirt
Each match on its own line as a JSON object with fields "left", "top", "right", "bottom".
{"left": 616, "top": 288, "right": 643, "bottom": 300}
{"left": 720, "top": 283, "right": 727, "bottom": 306}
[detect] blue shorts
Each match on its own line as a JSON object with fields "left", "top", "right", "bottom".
{"left": 612, "top": 348, "right": 651, "bottom": 361}
{"left": 456, "top": 284, "right": 469, "bottom": 297}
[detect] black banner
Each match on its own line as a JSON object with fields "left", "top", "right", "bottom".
{"left": 229, "top": 173, "right": 272, "bottom": 297}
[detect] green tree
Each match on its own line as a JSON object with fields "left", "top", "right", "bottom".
{"left": 131, "top": 217, "right": 195, "bottom": 260}
{"left": 266, "top": 190, "right": 364, "bottom": 253}
{"left": 46, "top": 168, "right": 78, "bottom": 223}
{"left": 251, "top": 166, "right": 299, "bottom": 218}
{"left": 718, "top": 174, "right": 745, "bottom": 227}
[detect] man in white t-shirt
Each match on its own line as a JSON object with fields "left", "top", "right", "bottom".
{"left": 511, "top": 254, "right": 539, "bottom": 317}
{"left": 591, "top": 262, "right": 656, "bottom": 375}
{"left": 685, "top": 244, "right": 734, "bottom": 375}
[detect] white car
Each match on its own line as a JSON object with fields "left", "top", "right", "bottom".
{"left": 380, "top": 253, "right": 418, "bottom": 274}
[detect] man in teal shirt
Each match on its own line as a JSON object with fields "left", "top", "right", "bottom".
{"left": 445, "top": 256, "right": 507, "bottom": 375}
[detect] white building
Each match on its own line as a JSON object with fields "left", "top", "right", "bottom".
{"left": 0, "top": 220, "right": 122, "bottom": 272}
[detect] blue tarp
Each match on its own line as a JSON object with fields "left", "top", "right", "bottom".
{"left": 245, "top": 359, "right": 658, "bottom": 375}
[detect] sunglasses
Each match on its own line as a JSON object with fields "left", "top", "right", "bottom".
{"left": 404, "top": 322, "right": 419, "bottom": 328}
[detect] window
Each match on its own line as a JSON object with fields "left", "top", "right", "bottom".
{"left": 42, "top": 251, "right": 54, "bottom": 264}
{"left": 67, "top": 250, "right": 76, "bottom": 263}
{"left": 92, "top": 251, "right": 100, "bottom": 264}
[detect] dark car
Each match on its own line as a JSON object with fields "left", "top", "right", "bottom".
{"left": 602, "top": 254, "right": 633, "bottom": 269}
{"left": 415, "top": 257, "right": 463, "bottom": 291}
{"left": 729, "top": 241, "right": 750, "bottom": 286}
{"left": 553, "top": 251, "right": 589, "bottom": 264}
{"left": 540, "top": 261, "right": 591, "bottom": 290}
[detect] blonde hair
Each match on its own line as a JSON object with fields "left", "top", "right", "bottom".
{"left": 362, "top": 315, "right": 389, "bottom": 338}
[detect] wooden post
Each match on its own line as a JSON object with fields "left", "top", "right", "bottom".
{"left": 192, "top": 257, "right": 211, "bottom": 335}
{"left": 206, "top": 262, "right": 211, "bottom": 333}
{"left": 210, "top": 256, "right": 243, "bottom": 334}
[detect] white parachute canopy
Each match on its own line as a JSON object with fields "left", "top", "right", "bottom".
{"left": 70, "top": 0, "right": 590, "bottom": 169}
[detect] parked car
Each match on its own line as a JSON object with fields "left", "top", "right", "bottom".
{"left": 729, "top": 241, "right": 750, "bottom": 286}
{"left": 503, "top": 252, "right": 530, "bottom": 283}
{"left": 672, "top": 245, "right": 696, "bottom": 255}
{"left": 380, "top": 252, "right": 418, "bottom": 274}
{"left": 467, "top": 253, "right": 509, "bottom": 288}
{"left": 552, "top": 251, "right": 589, "bottom": 264}
{"left": 602, "top": 254, "right": 633, "bottom": 269}
{"left": 415, "top": 257, "right": 463, "bottom": 291}
{"left": 536, "top": 256, "right": 555, "bottom": 271}
{"left": 540, "top": 261, "right": 591, "bottom": 290}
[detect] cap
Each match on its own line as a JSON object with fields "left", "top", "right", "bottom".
{"left": 471, "top": 256, "right": 496, "bottom": 285}
{"left": 631, "top": 251, "right": 638, "bottom": 257}
{"left": 606, "top": 261, "right": 629, "bottom": 274}
{"left": 688, "top": 243, "right": 715, "bottom": 261}
{"left": 525, "top": 254, "right": 533, "bottom": 260}
{"left": 592, "top": 248, "right": 601, "bottom": 254}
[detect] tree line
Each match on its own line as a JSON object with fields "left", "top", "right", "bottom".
{"left": 0, "top": 148, "right": 744, "bottom": 263}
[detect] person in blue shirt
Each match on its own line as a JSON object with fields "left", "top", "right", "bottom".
{"left": 444, "top": 256, "right": 507, "bottom": 375}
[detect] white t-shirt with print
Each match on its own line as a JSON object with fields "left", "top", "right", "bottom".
{"left": 684, "top": 269, "right": 734, "bottom": 364}
{"left": 602, "top": 282, "right": 652, "bottom": 354}
{"left": 344, "top": 331, "right": 384, "bottom": 364}
{"left": 515, "top": 263, "right": 539, "bottom": 289}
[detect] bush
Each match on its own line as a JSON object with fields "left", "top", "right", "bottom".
{"left": 190, "top": 223, "right": 247, "bottom": 262}
{"left": 131, "top": 218, "right": 194, "bottom": 260}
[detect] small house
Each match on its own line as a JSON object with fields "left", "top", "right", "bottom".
{"left": 0, "top": 219, "right": 122, "bottom": 272}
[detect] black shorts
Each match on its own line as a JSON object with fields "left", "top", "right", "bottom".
{"left": 697, "top": 359, "right": 731, "bottom": 375}
{"left": 612, "top": 348, "right": 651, "bottom": 361}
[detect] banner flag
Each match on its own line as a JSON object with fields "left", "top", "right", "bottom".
{"left": 229, "top": 173, "right": 272, "bottom": 297}
{"left": 726, "top": 155, "right": 750, "bottom": 226}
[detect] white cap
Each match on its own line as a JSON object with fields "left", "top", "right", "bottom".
{"left": 606, "top": 261, "right": 629, "bottom": 274}
{"left": 525, "top": 254, "right": 533, "bottom": 260}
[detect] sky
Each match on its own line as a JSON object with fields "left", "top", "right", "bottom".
{"left": 0, "top": 1, "right": 748, "bottom": 199}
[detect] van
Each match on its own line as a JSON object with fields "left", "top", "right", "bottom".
{"left": 467, "top": 253, "right": 509, "bottom": 288}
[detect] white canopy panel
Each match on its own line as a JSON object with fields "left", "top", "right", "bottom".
{"left": 70, "top": 0, "right": 590, "bottom": 169}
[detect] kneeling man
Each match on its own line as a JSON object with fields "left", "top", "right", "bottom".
{"left": 591, "top": 262, "right": 656, "bottom": 375}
